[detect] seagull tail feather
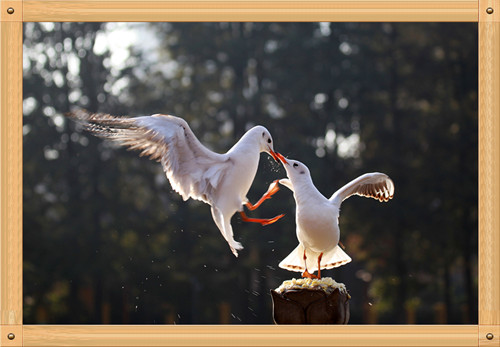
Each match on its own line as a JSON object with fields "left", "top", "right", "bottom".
{"left": 279, "top": 244, "right": 351, "bottom": 273}
{"left": 278, "top": 244, "right": 307, "bottom": 273}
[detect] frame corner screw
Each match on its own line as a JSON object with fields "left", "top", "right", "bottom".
{"left": 486, "top": 332, "right": 494, "bottom": 340}
{"left": 7, "top": 332, "right": 15, "bottom": 340}
{"left": 7, "top": 7, "right": 15, "bottom": 14}
{"left": 486, "top": 7, "right": 494, "bottom": 14}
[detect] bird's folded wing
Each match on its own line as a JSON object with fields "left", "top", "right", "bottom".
{"left": 329, "top": 172, "right": 394, "bottom": 205}
{"left": 68, "top": 110, "right": 230, "bottom": 204}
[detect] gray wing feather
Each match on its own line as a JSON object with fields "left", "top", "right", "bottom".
{"left": 329, "top": 172, "right": 394, "bottom": 206}
{"left": 67, "top": 110, "right": 230, "bottom": 204}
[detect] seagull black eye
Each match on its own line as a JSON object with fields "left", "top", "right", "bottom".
{"left": 262, "top": 132, "right": 265, "bottom": 137}
{"left": 267, "top": 138, "right": 271, "bottom": 144}
{"left": 293, "top": 163, "right": 298, "bottom": 168}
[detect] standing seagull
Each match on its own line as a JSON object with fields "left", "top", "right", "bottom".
{"left": 67, "top": 110, "right": 284, "bottom": 257}
{"left": 273, "top": 154, "right": 394, "bottom": 278}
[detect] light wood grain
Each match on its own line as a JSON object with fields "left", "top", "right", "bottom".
{"left": 479, "top": 325, "right": 500, "bottom": 347}
{"left": 0, "top": 21, "right": 23, "bottom": 327}
{"left": 22, "top": 0, "right": 478, "bottom": 22}
{"left": 0, "top": 0, "right": 23, "bottom": 22}
{"left": 478, "top": 0, "right": 500, "bottom": 329}
{"left": 22, "top": 325, "right": 479, "bottom": 347}
{"left": 0, "top": 324, "right": 23, "bottom": 346}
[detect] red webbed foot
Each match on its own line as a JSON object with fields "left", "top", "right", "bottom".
{"left": 245, "top": 180, "right": 281, "bottom": 211}
{"left": 239, "top": 211, "right": 285, "bottom": 226}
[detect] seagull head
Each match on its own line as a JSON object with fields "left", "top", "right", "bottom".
{"left": 278, "top": 157, "right": 311, "bottom": 181}
{"left": 252, "top": 126, "right": 281, "bottom": 162}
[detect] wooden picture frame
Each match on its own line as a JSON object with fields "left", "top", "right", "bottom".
{"left": 1, "top": 1, "right": 498, "bottom": 346}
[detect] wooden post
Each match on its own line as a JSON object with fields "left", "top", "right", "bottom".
{"left": 271, "top": 278, "right": 350, "bottom": 324}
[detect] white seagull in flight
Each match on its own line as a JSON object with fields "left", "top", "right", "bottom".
{"left": 67, "top": 110, "right": 284, "bottom": 257}
{"left": 273, "top": 154, "right": 394, "bottom": 278}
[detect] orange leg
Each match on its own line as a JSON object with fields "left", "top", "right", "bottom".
{"left": 302, "top": 250, "right": 314, "bottom": 278}
{"left": 245, "top": 180, "right": 280, "bottom": 211}
{"left": 301, "top": 251, "right": 323, "bottom": 279}
{"left": 317, "top": 252, "right": 323, "bottom": 279}
{"left": 239, "top": 211, "right": 284, "bottom": 226}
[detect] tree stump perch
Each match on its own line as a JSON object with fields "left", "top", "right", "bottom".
{"left": 271, "top": 277, "right": 350, "bottom": 324}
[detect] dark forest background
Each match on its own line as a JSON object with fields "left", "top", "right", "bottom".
{"left": 23, "top": 22, "right": 477, "bottom": 324}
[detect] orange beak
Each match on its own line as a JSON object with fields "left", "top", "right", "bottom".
{"left": 269, "top": 148, "right": 280, "bottom": 162}
{"left": 269, "top": 148, "right": 288, "bottom": 165}
{"left": 275, "top": 152, "right": 288, "bottom": 165}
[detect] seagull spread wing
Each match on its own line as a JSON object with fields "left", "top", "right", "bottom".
{"left": 68, "top": 110, "right": 230, "bottom": 204}
{"left": 329, "top": 172, "right": 394, "bottom": 205}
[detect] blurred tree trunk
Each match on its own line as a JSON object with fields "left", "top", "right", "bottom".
{"left": 77, "top": 22, "right": 107, "bottom": 322}
{"left": 388, "top": 28, "right": 407, "bottom": 323}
